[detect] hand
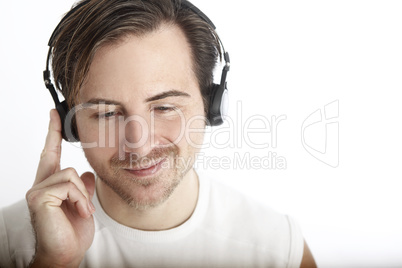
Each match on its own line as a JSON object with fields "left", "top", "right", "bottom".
{"left": 26, "top": 109, "right": 96, "bottom": 267}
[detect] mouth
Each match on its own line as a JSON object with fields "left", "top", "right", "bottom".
{"left": 123, "top": 157, "right": 167, "bottom": 177}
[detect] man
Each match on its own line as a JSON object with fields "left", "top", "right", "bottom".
{"left": 0, "top": 0, "right": 316, "bottom": 267}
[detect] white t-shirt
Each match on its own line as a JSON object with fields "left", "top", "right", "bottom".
{"left": 0, "top": 173, "right": 304, "bottom": 267}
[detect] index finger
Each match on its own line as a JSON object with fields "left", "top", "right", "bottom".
{"left": 34, "top": 109, "right": 63, "bottom": 185}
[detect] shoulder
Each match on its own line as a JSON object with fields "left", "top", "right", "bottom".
{"left": 0, "top": 200, "right": 35, "bottom": 268}
{"left": 203, "top": 176, "right": 294, "bottom": 236}
{"left": 198, "top": 174, "right": 304, "bottom": 267}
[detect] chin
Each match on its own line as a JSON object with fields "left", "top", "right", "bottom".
{"left": 96, "top": 159, "right": 185, "bottom": 210}
{"left": 86, "top": 144, "right": 195, "bottom": 210}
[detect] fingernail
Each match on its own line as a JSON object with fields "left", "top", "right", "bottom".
{"left": 90, "top": 201, "right": 96, "bottom": 211}
{"left": 88, "top": 199, "right": 95, "bottom": 213}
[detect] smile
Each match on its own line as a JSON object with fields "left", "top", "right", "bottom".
{"left": 123, "top": 157, "right": 167, "bottom": 177}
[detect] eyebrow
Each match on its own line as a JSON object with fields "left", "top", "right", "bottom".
{"left": 84, "top": 90, "right": 191, "bottom": 107}
{"left": 145, "top": 89, "right": 191, "bottom": 102}
{"left": 84, "top": 98, "right": 124, "bottom": 106}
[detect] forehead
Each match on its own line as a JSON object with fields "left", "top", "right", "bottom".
{"left": 79, "top": 24, "right": 199, "bottom": 103}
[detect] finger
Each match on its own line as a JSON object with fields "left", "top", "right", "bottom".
{"left": 27, "top": 182, "right": 93, "bottom": 219}
{"left": 35, "top": 109, "right": 63, "bottom": 185}
{"left": 81, "top": 172, "right": 96, "bottom": 212}
{"left": 31, "top": 168, "right": 91, "bottom": 201}
{"left": 63, "top": 182, "right": 93, "bottom": 219}
{"left": 81, "top": 172, "right": 96, "bottom": 200}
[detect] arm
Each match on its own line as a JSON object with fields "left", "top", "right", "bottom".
{"left": 300, "top": 240, "right": 317, "bottom": 268}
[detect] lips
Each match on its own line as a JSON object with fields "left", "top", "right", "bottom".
{"left": 124, "top": 157, "right": 167, "bottom": 177}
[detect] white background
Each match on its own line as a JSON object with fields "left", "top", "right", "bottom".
{"left": 1, "top": 1, "right": 401, "bottom": 267}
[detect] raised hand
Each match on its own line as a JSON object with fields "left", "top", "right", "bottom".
{"left": 26, "top": 109, "right": 96, "bottom": 267}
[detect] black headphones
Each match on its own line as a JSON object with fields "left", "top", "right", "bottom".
{"left": 44, "top": 0, "right": 230, "bottom": 142}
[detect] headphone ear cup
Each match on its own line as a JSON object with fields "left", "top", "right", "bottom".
{"left": 56, "top": 101, "right": 79, "bottom": 142}
{"left": 207, "top": 83, "right": 228, "bottom": 126}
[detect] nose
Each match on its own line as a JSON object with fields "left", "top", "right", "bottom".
{"left": 120, "top": 114, "right": 153, "bottom": 158}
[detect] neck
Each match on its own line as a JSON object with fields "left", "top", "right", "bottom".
{"left": 96, "top": 169, "right": 199, "bottom": 231}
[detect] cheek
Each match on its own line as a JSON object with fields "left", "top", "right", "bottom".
{"left": 153, "top": 104, "right": 206, "bottom": 148}
{"left": 76, "top": 115, "right": 119, "bottom": 167}
{"left": 183, "top": 117, "right": 205, "bottom": 148}
{"left": 82, "top": 146, "right": 115, "bottom": 177}
{"left": 76, "top": 113, "right": 120, "bottom": 148}
{"left": 76, "top": 113, "right": 98, "bottom": 143}
{"left": 81, "top": 141, "right": 116, "bottom": 167}
{"left": 185, "top": 101, "right": 206, "bottom": 147}
{"left": 152, "top": 116, "right": 186, "bottom": 146}
{"left": 82, "top": 147, "right": 99, "bottom": 166}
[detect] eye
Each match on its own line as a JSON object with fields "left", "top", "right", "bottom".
{"left": 156, "top": 106, "right": 173, "bottom": 111}
{"left": 153, "top": 106, "right": 176, "bottom": 112}
{"left": 97, "top": 110, "right": 121, "bottom": 119}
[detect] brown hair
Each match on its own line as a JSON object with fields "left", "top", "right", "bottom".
{"left": 51, "top": 0, "right": 221, "bottom": 115}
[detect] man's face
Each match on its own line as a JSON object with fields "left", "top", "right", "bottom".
{"left": 75, "top": 24, "right": 206, "bottom": 209}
